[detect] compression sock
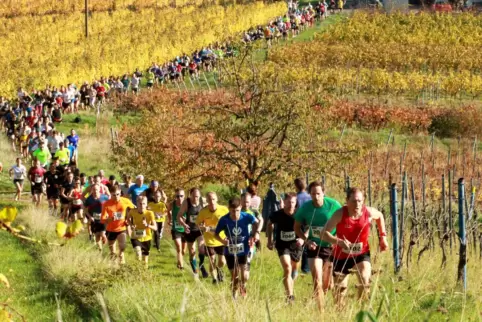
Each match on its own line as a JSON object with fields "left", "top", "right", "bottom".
{"left": 199, "top": 254, "right": 205, "bottom": 269}
{"left": 190, "top": 259, "right": 197, "bottom": 273}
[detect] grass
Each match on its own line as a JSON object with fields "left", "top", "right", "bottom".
{"left": 3, "top": 205, "right": 482, "bottom": 321}
{"left": 0, "top": 230, "right": 78, "bottom": 321}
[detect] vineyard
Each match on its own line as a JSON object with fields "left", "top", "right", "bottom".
{"left": 0, "top": 1, "right": 286, "bottom": 96}
{"left": 268, "top": 12, "right": 482, "bottom": 100}
{"left": 2, "top": 8, "right": 482, "bottom": 322}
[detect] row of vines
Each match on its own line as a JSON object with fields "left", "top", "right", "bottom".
{"left": 0, "top": 1, "right": 286, "bottom": 96}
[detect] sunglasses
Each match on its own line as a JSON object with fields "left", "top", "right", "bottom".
{"left": 176, "top": 195, "right": 184, "bottom": 198}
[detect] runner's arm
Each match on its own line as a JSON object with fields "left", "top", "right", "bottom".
{"left": 321, "top": 209, "right": 343, "bottom": 245}
{"left": 266, "top": 219, "right": 274, "bottom": 247}
{"left": 146, "top": 215, "right": 157, "bottom": 231}
{"left": 294, "top": 221, "right": 308, "bottom": 241}
{"left": 367, "top": 206, "right": 388, "bottom": 251}
{"left": 167, "top": 204, "right": 172, "bottom": 225}
{"left": 214, "top": 223, "right": 228, "bottom": 245}
{"left": 176, "top": 200, "right": 189, "bottom": 229}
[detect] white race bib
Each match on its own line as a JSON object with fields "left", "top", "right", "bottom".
{"left": 228, "top": 243, "right": 244, "bottom": 255}
{"left": 342, "top": 242, "right": 364, "bottom": 254}
{"left": 189, "top": 215, "right": 197, "bottom": 223}
{"left": 135, "top": 230, "right": 146, "bottom": 238}
{"left": 311, "top": 226, "right": 324, "bottom": 237}
{"left": 72, "top": 199, "right": 82, "bottom": 206}
{"left": 35, "top": 176, "right": 43, "bottom": 183}
{"left": 92, "top": 213, "right": 101, "bottom": 220}
{"left": 114, "top": 212, "right": 123, "bottom": 220}
{"left": 280, "top": 231, "right": 296, "bottom": 242}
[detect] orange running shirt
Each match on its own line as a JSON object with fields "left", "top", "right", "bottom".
{"left": 101, "top": 198, "right": 134, "bottom": 232}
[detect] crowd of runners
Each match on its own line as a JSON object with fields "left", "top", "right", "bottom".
{"left": 0, "top": 1, "right": 392, "bottom": 306}
{"left": 1, "top": 124, "right": 388, "bottom": 304}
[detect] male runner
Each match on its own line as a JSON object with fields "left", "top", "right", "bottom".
{"left": 148, "top": 190, "right": 168, "bottom": 253}
{"left": 267, "top": 193, "right": 302, "bottom": 303}
{"left": 28, "top": 159, "right": 46, "bottom": 206}
{"left": 167, "top": 188, "right": 187, "bottom": 270}
{"left": 294, "top": 181, "right": 341, "bottom": 299}
{"left": 294, "top": 177, "right": 312, "bottom": 274}
{"left": 101, "top": 186, "right": 135, "bottom": 264}
{"left": 196, "top": 192, "right": 228, "bottom": 284}
{"left": 177, "top": 188, "right": 208, "bottom": 278}
{"left": 84, "top": 184, "right": 109, "bottom": 250}
{"left": 322, "top": 187, "right": 388, "bottom": 307}
{"left": 215, "top": 197, "right": 261, "bottom": 299}
{"left": 127, "top": 196, "right": 157, "bottom": 268}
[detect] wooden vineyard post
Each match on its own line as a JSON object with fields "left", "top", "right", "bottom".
{"left": 345, "top": 175, "right": 351, "bottom": 194}
{"left": 305, "top": 172, "right": 309, "bottom": 186}
{"left": 457, "top": 178, "right": 467, "bottom": 292}
{"left": 390, "top": 184, "right": 401, "bottom": 273}
{"left": 400, "top": 172, "right": 407, "bottom": 263}
{"left": 368, "top": 169, "right": 372, "bottom": 207}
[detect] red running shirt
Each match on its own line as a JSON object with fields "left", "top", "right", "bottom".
{"left": 333, "top": 206, "right": 371, "bottom": 259}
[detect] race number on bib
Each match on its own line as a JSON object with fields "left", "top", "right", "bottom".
{"left": 189, "top": 215, "right": 197, "bottom": 223}
{"left": 114, "top": 212, "right": 123, "bottom": 220}
{"left": 342, "top": 242, "right": 364, "bottom": 254}
{"left": 92, "top": 213, "right": 101, "bottom": 220}
{"left": 311, "top": 226, "right": 324, "bottom": 237}
{"left": 72, "top": 199, "right": 82, "bottom": 206}
{"left": 228, "top": 243, "right": 244, "bottom": 255}
{"left": 135, "top": 230, "right": 146, "bottom": 238}
{"left": 280, "top": 231, "right": 296, "bottom": 241}
{"left": 35, "top": 176, "right": 43, "bottom": 183}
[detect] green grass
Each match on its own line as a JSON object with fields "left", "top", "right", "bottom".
{"left": 5, "top": 205, "right": 482, "bottom": 321}
{"left": 0, "top": 231, "right": 78, "bottom": 321}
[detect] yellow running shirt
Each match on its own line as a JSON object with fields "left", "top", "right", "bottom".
{"left": 148, "top": 201, "right": 168, "bottom": 223}
{"left": 196, "top": 205, "right": 228, "bottom": 247}
{"left": 128, "top": 209, "right": 155, "bottom": 242}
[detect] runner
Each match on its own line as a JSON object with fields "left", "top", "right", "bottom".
{"left": 266, "top": 193, "right": 302, "bottom": 303}
{"left": 147, "top": 190, "right": 168, "bottom": 253}
{"left": 101, "top": 185, "right": 135, "bottom": 264}
{"left": 54, "top": 141, "right": 70, "bottom": 166}
{"left": 127, "top": 175, "right": 148, "bottom": 205}
{"left": 215, "top": 197, "right": 261, "bottom": 299}
{"left": 9, "top": 157, "right": 27, "bottom": 201}
{"left": 177, "top": 187, "right": 208, "bottom": 278}
{"left": 67, "top": 177, "right": 84, "bottom": 221}
{"left": 322, "top": 187, "right": 388, "bottom": 307}
{"left": 59, "top": 171, "right": 75, "bottom": 220}
{"left": 294, "top": 177, "right": 312, "bottom": 274}
{"left": 28, "top": 159, "right": 46, "bottom": 206}
{"left": 167, "top": 188, "right": 187, "bottom": 270}
{"left": 294, "top": 181, "right": 341, "bottom": 301}
{"left": 84, "top": 184, "right": 109, "bottom": 250}
{"left": 44, "top": 163, "right": 62, "bottom": 216}
{"left": 66, "top": 129, "right": 79, "bottom": 160}
{"left": 240, "top": 192, "right": 264, "bottom": 280}
{"left": 126, "top": 196, "right": 157, "bottom": 267}
{"left": 120, "top": 174, "right": 134, "bottom": 197}
{"left": 196, "top": 192, "right": 228, "bottom": 284}
{"left": 32, "top": 140, "right": 51, "bottom": 168}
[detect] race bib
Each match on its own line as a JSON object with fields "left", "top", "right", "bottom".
{"left": 155, "top": 213, "right": 163, "bottom": 220}
{"left": 174, "top": 221, "right": 182, "bottom": 229}
{"left": 135, "top": 230, "right": 146, "bottom": 238}
{"left": 189, "top": 215, "right": 197, "bottom": 223}
{"left": 342, "top": 242, "right": 364, "bottom": 254}
{"left": 35, "top": 175, "right": 43, "bottom": 183}
{"left": 114, "top": 212, "right": 123, "bottom": 220}
{"left": 280, "top": 231, "right": 296, "bottom": 242}
{"left": 92, "top": 213, "right": 101, "bottom": 220}
{"left": 311, "top": 226, "right": 324, "bottom": 237}
{"left": 228, "top": 243, "right": 244, "bottom": 255}
{"left": 72, "top": 199, "right": 82, "bottom": 206}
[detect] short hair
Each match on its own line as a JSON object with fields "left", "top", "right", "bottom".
{"left": 241, "top": 192, "right": 251, "bottom": 199}
{"left": 206, "top": 191, "right": 217, "bottom": 198}
{"left": 294, "top": 178, "right": 306, "bottom": 192}
{"left": 284, "top": 192, "right": 297, "bottom": 200}
{"left": 175, "top": 187, "right": 184, "bottom": 194}
{"left": 246, "top": 184, "right": 257, "bottom": 196}
{"left": 346, "top": 187, "right": 364, "bottom": 200}
{"left": 228, "top": 197, "right": 241, "bottom": 209}
{"left": 109, "top": 185, "right": 120, "bottom": 194}
{"left": 189, "top": 187, "right": 200, "bottom": 195}
{"left": 308, "top": 181, "right": 325, "bottom": 193}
